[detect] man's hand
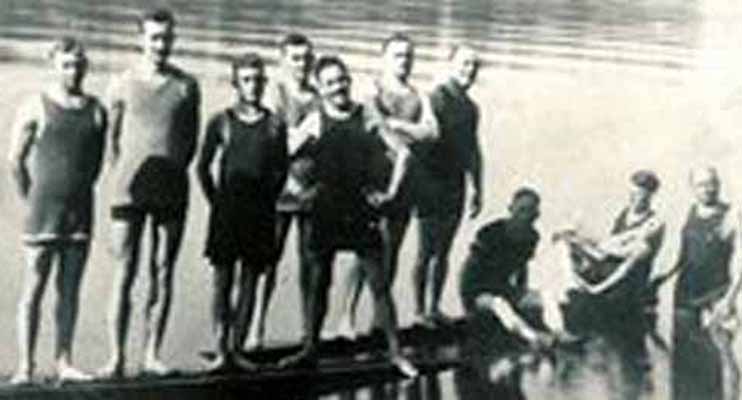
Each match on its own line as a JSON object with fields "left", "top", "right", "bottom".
{"left": 469, "top": 189, "right": 482, "bottom": 219}
{"left": 15, "top": 169, "right": 30, "bottom": 198}
{"left": 706, "top": 297, "right": 736, "bottom": 328}
{"left": 366, "top": 190, "right": 395, "bottom": 210}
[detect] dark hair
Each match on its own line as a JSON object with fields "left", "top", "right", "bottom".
{"left": 137, "top": 8, "right": 175, "bottom": 32}
{"left": 631, "top": 170, "right": 660, "bottom": 193}
{"left": 231, "top": 52, "right": 265, "bottom": 85}
{"left": 382, "top": 32, "right": 413, "bottom": 53}
{"left": 279, "top": 32, "right": 312, "bottom": 52}
{"left": 313, "top": 55, "right": 349, "bottom": 81}
{"left": 512, "top": 187, "right": 541, "bottom": 205}
{"left": 47, "top": 36, "right": 85, "bottom": 60}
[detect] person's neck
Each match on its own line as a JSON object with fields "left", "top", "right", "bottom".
{"left": 381, "top": 73, "right": 410, "bottom": 91}
{"left": 696, "top": 201, "right": 725, "bottom": 218}
{"left": 323, "top": 100, "right": 355, "bottom": 119}
{"left": 47, "top": 85, "right": 85, "bottom": 107}
{"left": 138, "top": 59, "right": 167, "bottom": 77}
{"left": 233, "top": 101, "right": 264, "bottom": 123}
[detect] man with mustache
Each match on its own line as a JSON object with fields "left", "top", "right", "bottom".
{"left": 278, "top": 55, "right": 417, "bottom": 378}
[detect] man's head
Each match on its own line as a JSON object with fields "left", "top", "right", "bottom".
{"left": 448, "top": 45, "right": 480, "bottom": 90}
{"left": 48, "top": 37, "right": 87, "bottom": 93}
{"left": 137, "top": 8, "right": 176, "bottom": 68}
{"left": 382, "top": 33, "right": 414, "bottom": 81}
{"left": 231, "top": 53, "right": 266, "bottom": 105}
{"left": 508, "top": 187, "right": 541, "bottom": 227}
{"left": 628, "top": 170, "right": 660, "bottom": 212}
{"left": 690, "top": 166, "right": 721, "bottom": 206}
{"left": 280, "top": 33, "right": 314, "bottom": 82}
{"left": 314, "top": 55, "right": 352, "bottom": 109}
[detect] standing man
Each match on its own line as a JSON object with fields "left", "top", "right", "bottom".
{"left": 197, "top": 53, "right": 288, "bottom": 371}
{"left": 102, "top": 8, "right": 200, "bottom": 378}
{"left": 8, "top": 37, "right": 106, "bottom": 384}
{"left": 278, "top": 55, "right": 417, "bottom": 377}
{"left": 335, "top": 33, "right": 439, "bottom": 338}
{"left": 248, "top": 33, "right": 319, "bottom": 350}
{"left": 413, "top": 45, "right": 483, "bottom": 327}
{"left": 656, "top": 166, "right": 741, "bottom": 400}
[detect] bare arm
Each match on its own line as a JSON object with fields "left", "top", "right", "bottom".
{"left": 196, "top": 116, "right": 222, "bottom": 204}
{"left": 89, "top": 103, "right": 108, "bottom": 184}
{"left": 386, "top": 94, "right": 440, "bottom": 143}
{"left": 183, "top": 80, "right": 201, "bottom": 167}
{"left": 474, "top": 293, "right": 544, "bottom": 343}
{"left": 288, "top": 111, "right": 320, "bottom": 156}
{"left": 467, "top": 108, "right": 483, "bottom": 219}
{"left": 8, "top": 99, "right": 39, "bottom": 198}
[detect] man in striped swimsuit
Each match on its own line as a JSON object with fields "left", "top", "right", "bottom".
{"left": 101, "top": 9, "right": 200, "bottom": 378}
{"left": 8, "top": 38, "right": 106, "bottom": 384}
{"left": 249, "top": 33, "right": 319, "bottom": 350}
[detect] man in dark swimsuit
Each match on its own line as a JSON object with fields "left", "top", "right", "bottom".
{"left": 414, "top": 45, "right": 483, "bottom": 327}
{"left": 8, "top": 37, "right": 106, "bottom": 384}
{"left": 336, "top": 33, "right": 439, "bottom": 338}
{"left": 278, "top": 55, "right": 417, "bottom": 378}
{"left": 655, "top": 166, "right": 740, "bottom": 400}
{"left": 102, "top": 9, "right": 200, "bottom": 378}
{"left": 197, "top": 53, "right": 288, "bottom": 371}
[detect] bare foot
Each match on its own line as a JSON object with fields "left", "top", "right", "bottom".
{"left": 143, "top": 358, "right": 174, "bottom": 377}
{"left": 57, "top": 365, "right": 93, "bottom": 383}
{"left": 232, "top": 353, "right": 259, "bottom": 372}
{"left": 391, "top": 356, "right": 418, "bottom": 379}
{"left": 10, "top": 369, "right": 32, "bottom": 385}
{"left": 97, "top": 359, "right": 125, "bottom": 380}
{"left": 203, "top": 353, "right": 230, "bottom": 373}
{"left": 335, "top": 318, "right": 359, "bottom": 341}
{"left": 244, "top": 335, "right": 264, "bottom": 351}
{"left": 277, "top": 348, "right": 318, "bottom": 369}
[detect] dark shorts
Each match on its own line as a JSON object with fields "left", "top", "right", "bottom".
{"left": 111, "top": 203, "right": 186, "bottom": 224}
{"left": 414, "top": 173, "right": 465, "bottom": 218}
{"left": 308, "top": 215, "right": 384, "bottom": 257}
{"left": 204, "top": 196, "right": 276, "bottom": 269}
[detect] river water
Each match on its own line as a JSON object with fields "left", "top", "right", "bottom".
{"left": 0, "top": 1, "right": 740, "bottom": 399}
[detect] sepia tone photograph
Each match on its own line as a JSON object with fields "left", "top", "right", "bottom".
{"left": 0, "top": 0, "right": 739, "bottom": 399}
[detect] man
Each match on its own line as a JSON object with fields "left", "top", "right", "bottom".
{"left": 656, "top": 166, "right": 741, "bottom": 400}
{"left": 277, "top": 55, "right": 417, "bottom": 377}
{"left": 8, "top": 37, "right": 106, "bottom": 384}
{"left": 413, "top": 45, "right": 483, "bottom": 327}
{"left": 459, "top": 188, "right": 551, "bottom": 348}
{"left": 102, "top": 8, "right": 200, "bottom": 378}
{"left": 250, "top": 33, "right": 319, "bottom": 350}
{"left": 551, "top": 171, "right": 666, "bottom": 395}
{"left": 197, "top": 53, "right": 288, "bottom": 371}
{"left": 336, "top": 33, "right": 439, "bottom": 338}
{"left": 458, "top": 188, "right": 552, "bottom": 397}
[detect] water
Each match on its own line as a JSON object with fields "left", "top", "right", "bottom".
{"left": 0, "top": 0, "right": 740, "bottom": 399}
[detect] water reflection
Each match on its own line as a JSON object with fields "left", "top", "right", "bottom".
{"left": 672, "top": 310, "right": 740, "bottom": 400}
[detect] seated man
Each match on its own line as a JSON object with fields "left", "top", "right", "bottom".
{"left": 459, "top": 187, "right": 552, "bottom": 355}
{"left": 554, "top": 170, "right": 665, "bottom": 303}
{"left": 547, "top": 170, "right": 665, "bottom": 388}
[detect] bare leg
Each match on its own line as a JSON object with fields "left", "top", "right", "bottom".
{"left": 100, "top": 218, "right": 144, "bottom": 378}
{"left": 55, "top": 242, "right": 92, "bottom": 382}
{"left": 250, "top": 212, "right": 292, "bottom": 349}
{"left": 279, "top": 248, "right": 334, "bottom": 368}
{"left": 231, "top": 264, "right": 260, "bottom": 371}
{"left": 429, "top": 209, "right": 462, "bottom": 321}
{"left": 360, "top": 250, "right": 418, "bottom": 378}
{"left": 372, "top": 212, "right": 410, "bottom": 329}
{"left": 207, "top": 263, "right": 234, "bottom": 371}
{"left": 143, "top": 217, "right": 185, "bottom": 375}
{"left": 13, "top": 244, "right": 55, "bottom": 384}
{"left": 336, "top": 258, "right": 366, "bottom": 339}
{"left": 412, "top": 216, "right": 438, "bottom": 325}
